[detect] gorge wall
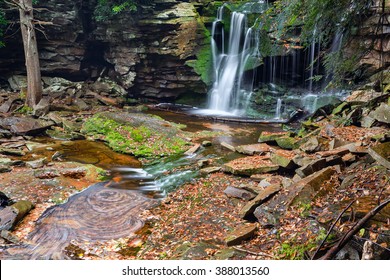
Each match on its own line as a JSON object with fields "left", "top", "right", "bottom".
{"left": 0, "top": 0, "right": 218, "bottom": 100}
{"left": 0, "top": 0, "right": 388, "bottom": 101}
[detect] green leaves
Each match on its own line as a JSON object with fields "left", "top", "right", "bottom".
{"left": 94, "top": 0, "right": 138, "bottom": 22}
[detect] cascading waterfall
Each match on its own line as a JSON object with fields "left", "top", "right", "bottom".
{"left": 275, "top": 98, "right": 282, "bottom": 119}
{"left": 208, "top": 7, "right": 260, "bottom": 115}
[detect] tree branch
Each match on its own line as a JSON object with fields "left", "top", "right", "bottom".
{"left": 311, "top": 199, "right": 355, "bottom": 259}
{"left": 320, "top": 198, "right": 390, "bottom": 260}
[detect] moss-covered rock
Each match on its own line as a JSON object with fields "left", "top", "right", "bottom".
{"left": 81, "top": 112, "right": 190, "bottom": 158}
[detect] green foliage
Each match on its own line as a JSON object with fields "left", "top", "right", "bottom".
{"left": 0, "top": 9, "right": 7, "bottom": 48}
{"left": 94, "top": 0, "right": 137, "bottom": 22}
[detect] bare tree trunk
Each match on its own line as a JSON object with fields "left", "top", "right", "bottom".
{"left": 18, "top": 0, "right": 42, "bottom": 107}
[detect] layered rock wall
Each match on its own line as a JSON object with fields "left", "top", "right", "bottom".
{"left": 0, "top": 0, "right": 213, "bottom": 99}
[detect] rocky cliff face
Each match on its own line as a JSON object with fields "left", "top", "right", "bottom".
{"left": 0, "top": 0, "right": 213, "bottom": 100}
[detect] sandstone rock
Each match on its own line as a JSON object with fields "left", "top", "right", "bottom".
{"left": 235, "top": 143, "right": 272, "bottom": 155}
{"left": 0, "top": 116, "right": 54, "bottom": 136}
{"left": 275, "top": 136, "right": 299, "bottom": 150}
{"left": 369, "top": 103, "right": 390, "bottom": 124}
{"left": 220, "top": 142, "right": 236, "bottom": 152}
{"left": 184, "top": 143, "right": 201, "bottom": 155}
{"left": 26, "top": 158, "right": 47, "bottom": 169}
{"left": 295, "top": 158, "right": 327, "bottom": 178}
{"left": 316, "top": 145, "right": 352, "bottom": 157}
{"left": 223, "top": 186, "right": 256, "bottom": 201}
{"left": 7, "top": 75, "right": 27, "bottom": 91}
{"left": 240, "top": 184, "right": 281, "bottom": 219}
{"left": 33, "top": 98, "right": 51, "bottom": 117}
{"left": 368, "top": 142, "right": 390, "bottom": 169}
{"left": 225, "top": 223, "right": 257, "bottom": 246}
{"left": 270, "top": 149, "right": 297, "bottom": 169}
{"left": 342, "top": 153, "right": 357, "bottom": 163}
{"left": 258, "top": 131, "right": 293, "bottom": 143}
{"left": 0, "top": 147, "right": 26, "bottom": 156}
{"left": 222, "top": 156, "right": 279, "bottom": 176}
{"left": 292, "top": 155, "right": 315, "bottom": 167}
{"left": 288, "top": 167, "right": 337, "bottom": 206}
{"left": 0, "top": 200, "right": 33, "bottom": 231}
{"left": 254, "top": 206, "right": 278, "bottom": 227}
{"left": 0, "top": 95, "right": 22, "bottom": 113}
{"left": 299, "top": 136, "right": 320, "bottom": 153}
{"left": 199, "top": 166, "right": 221, "bottom": 175}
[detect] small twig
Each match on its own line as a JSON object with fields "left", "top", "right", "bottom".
{"left": 232, "top": 246, "right": 277, "bottom": 259}
{"left": 321, "top": 198, "right": 390, "bottom": 260}
{"left": 311, "top": 200, "right": 355, "bottom": 260}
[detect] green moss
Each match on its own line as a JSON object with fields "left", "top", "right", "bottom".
{"left": 81, "top": 114, "right": 189, "bottom": 158}
{"left": 16, "top": 105, "right": 33, "bottom": 114}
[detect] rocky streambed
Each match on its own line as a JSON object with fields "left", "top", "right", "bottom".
{"left": 0, "top": 81, "right": 389, "bottom": 260}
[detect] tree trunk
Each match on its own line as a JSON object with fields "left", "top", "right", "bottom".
{"left": 18, "top": 0, "right": 42, "bottom": 107}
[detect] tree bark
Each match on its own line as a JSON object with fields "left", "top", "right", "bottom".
{"left": 18, "top": 0, "right": 42, "bottom": 107}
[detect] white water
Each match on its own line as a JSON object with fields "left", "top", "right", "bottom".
{"left": 208, "top": 8, "right": 260, "bottom": 115}
{"left": 275, "top": 98, "right": 282, "bottom": 119}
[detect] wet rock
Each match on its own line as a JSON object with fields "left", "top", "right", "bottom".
{"left": 240, "top": 184, "right": 281, "bottom": 219}
{"left": 223, "top": 186, "right": 256, "bottom": 201}
{"left": 288, "top": 167, "right": 338, "bottom": 206}
{"left": 225, "top": 223, "right": 257, "bottom": 246}
{"left": 270, "top": 149, "right": 297, "bottom": 169}
{"left": 199, "top": 166, "right": 221, "bottom": 175}
{"left": 295, "top": 158, "right": 327, "bottom": 178}
{"left": 220, "top": 142, "right": 236, "bottom": 152}
{"left": 26, "top": 158, "right": 47, "bottom": 169}
{"left": 368, "top": 142, "right": 390, "bottom": 169}
{"left": 368, "top": 103, "right": 390, "bottom": 124}
{"left": 235, "top": 143, "right": 272, "bottom": 155}
{"left": 258, "top": 131, "right": 293, "bottom": 143}
{"left": 201, "top": 140, "right": 212, "bottom": 147}
{"left": 222, "top": 156, "right": 279, "bottom": 176}
{"left": 184, "top": 143, "right": 201, "bottom": 155}
{"left": 0, "top": 116, "right": 54, "bottom": 136}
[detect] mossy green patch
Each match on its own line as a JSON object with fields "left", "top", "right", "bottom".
{"left": 81, "top": 113, "right": 189, "bottom": 158}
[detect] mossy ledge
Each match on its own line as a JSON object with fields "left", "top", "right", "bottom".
{"left": 81, "top": 112, "right": 190, "bottom": 158}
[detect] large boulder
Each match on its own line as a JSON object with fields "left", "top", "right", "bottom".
{"left": 0, "top": 116, "right": 54, "bottom": 136}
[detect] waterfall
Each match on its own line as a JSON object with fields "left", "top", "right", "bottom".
{"left": 308, "top": 29, "right": 317, "bottom": 92}
{"left": 208, "top": 9, "right": 260, "bottom": 115}
{"left": 275, "top": 98, "right": 282, "bottom": 119}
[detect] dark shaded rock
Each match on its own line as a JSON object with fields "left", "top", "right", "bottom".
{"left": 0, "top": 165, "right": 12, "bottom": 173}
{"left": 295, "top": 158, "right": 327, "bottom": 178}
{"left": 226, "top": 224, "right": 257, "bottom": 246}
{"left": 0, "top": 191, "right": 12, "bottom": 208}
{"left": 0, "top": 116, "right": 54, "bottom": 136}
{"left": 223, "top": 186, "right": 256, "bottom": 201}
{"left": 240, "top": 184, "right": 281, "bottom": 219}
{"left": 335, "top": 244, "right": 360, "bottom": 260}
{"left": 368, "top": 142, "right": 390, "bottom": 169}
{"left": 222, "top": 156, "right": 279, "bottom": 176}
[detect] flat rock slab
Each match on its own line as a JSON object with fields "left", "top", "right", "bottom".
{"left": 369, "top": 103, "right": 390, "bottom": 124}
{"left": 288, "top": 167, "right": 337, "bottom": 206}
{"left": 235, "top": 143, "right": 273, "bottom": 155}
{"left": 240, "top": 184, "right": 282, "bottom": 219}
{"left": 295, "top": 158, "right": 327, "bottom": 178}
{"left": 199, "top": 166, "right": 221, "bottom": 175}
{"left": 223, "top": 186, "right": 256, "bottom": 201}
{"left": 368, "top": 142, "right": 390, "bottom": 169}
{"left": 0, "top": 117, "right": 54, "bottom": 135}
{"left": 220, "top": 142, "right": 236, "bottom": 152}
{"left": 225, "top": 223, "right": 257, "bottom": 246}
{"left": 222, "top": 156, "right": 279, "bottom": 176}
{"left": 270, "top": 149, "right": 297, "bottom": 169}
{"left": 184, "top": 143, "right": 201, "bottom": 155}
{"left": 258, "top": 131, "right": 293, "bottom": 143}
